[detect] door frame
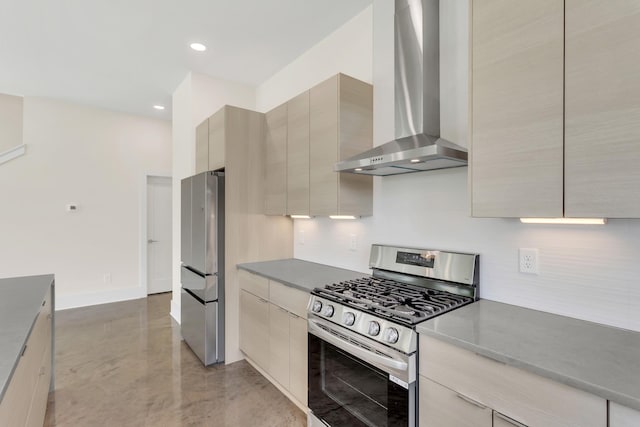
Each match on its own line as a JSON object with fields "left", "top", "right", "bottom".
{"left": 140, "top": 172, "right": 172, "bottom": 295}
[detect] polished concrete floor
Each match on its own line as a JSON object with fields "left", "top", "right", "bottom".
{"left": 44, "top": 293, "right": 306, "bottom": 426}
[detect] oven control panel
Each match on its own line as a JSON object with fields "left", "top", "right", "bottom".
{"left": 307, "top": 295, "right": 417, "bottom": 354}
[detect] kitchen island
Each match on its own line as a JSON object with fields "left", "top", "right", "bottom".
{"left": 417, "top": 299, "right": 640, "bottom": 426}
{"left": 0, "top": 274, "right": 55, "bottom": 426}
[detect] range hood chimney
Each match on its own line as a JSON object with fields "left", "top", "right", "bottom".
{"left": 335, "top": 0, "right": 468, "bottom": 176}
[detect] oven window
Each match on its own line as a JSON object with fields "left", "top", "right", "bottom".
{"left": 309, "top": 333, "right": 409, "bottom": 427}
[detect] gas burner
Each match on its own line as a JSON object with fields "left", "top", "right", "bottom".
{"left": 314, "top": 275, "right": 473, "bottom": 326}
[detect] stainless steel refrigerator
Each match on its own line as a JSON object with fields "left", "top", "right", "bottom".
{"left": 180, "top": 170, "right": 224, "bottom": 366}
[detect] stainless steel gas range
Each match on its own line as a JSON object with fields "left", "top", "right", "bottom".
{"left": 307, "top": 244, "right": 479, "bottom": 427}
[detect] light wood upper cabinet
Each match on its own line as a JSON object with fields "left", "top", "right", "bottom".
{"left": 564, "top": 1, "right": 640, "bottom": 218}
{"left": 208, "top": 108, "right": 226, "bottom": 171}
{"left": 287, "top": 91, "right": 310, "bottom": 216}
{"left": 195, "top": 109, "right": 226, "bottom": 174}
{"left": 195, "top": 119, "right": 209, "bottom": 174}
{"left": 471, "top": 0, "right": 564, "bottom": 218}
{"left": 310, "top": 74, "right": 373, "bottom": 217}
{"left": 265, "top": 103, "right": 288, "bottom": 215}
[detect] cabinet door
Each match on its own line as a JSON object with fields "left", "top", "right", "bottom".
{"left": 239, "top": 290, "right": 269, "bottom": 370}
{"left": 269, "top": 303, "right": 290, "bottom": 388}
{"left": 471, "top": 0, "right": 564, "bottom": 217}
{"left": 289, "top": 314, "right": 308, "bottom": 406}
{"left": 287, "top": 91, "right": 310, "bottom": 216}
{"left": 610, "top": 402, "right": 640, "bottom": 427}
{"left": 195, "top": 119, "right": 209, "bottom": 174}
{"left": 265, "top": 103, "right": 288, "bottom": 215}
{"left": 310, "top": 75, "right": 339, "bottom": 216}
{"left": 208, "top": 108, "right": 226, "bottom": 171}
{"left": 565, "top": 1, "right": 640, "bottom": 218}
{"left": 337, "top": 74, "right": 373, "bottom": 217}
{"left": 419, "top": 376, "right": 492, "bottom": 427}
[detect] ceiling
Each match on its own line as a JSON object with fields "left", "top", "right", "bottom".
{"left": 0, "top": 0, "right": 372, "bottom": 119}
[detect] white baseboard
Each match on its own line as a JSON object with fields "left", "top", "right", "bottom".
{"left": 56, "top": 286, "right": 147, "bottom": 310}
{"left": 170, "top": 298, "right": 181, "bottom": 324}
{"left": 0, "top": 144, "right": 26, "bottom": 166}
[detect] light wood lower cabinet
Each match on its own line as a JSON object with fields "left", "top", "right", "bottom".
{"left": 239, "top": 289, "right": 269, "bottom": 370}
{"left": 609, "top": 402, "right": 640, "bottom": 427}
{"left": 269, "top": 303, "right": 291, "bottom": 388}
{"left": 239, "top": 273, "right": 308, "bottom": 409}
{"left": 419, "top": 376, "right": 491, "bottom": 427}
{"left": 289, "top": 313, "right": 308, "bottom": 406}
{"left": 0, "top": 288, "right": 52, "bottom": 427}
{"left": 494, "top": 411, "right": 528, "bottom": 427}
{"left": 419, "top": 336, "right": 606, "bottom": 427}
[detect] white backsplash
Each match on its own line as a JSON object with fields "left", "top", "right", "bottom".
{"left": 294, "top": 168, "right": 640, "bottom": 332}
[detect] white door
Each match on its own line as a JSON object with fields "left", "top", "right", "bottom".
{"left": 147, "top": 176, "right": 172, "bottom": 294}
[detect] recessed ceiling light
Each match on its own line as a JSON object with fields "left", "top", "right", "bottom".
{"left": 190, "top": 43, "right": 207, "bottom": 52}
{"left": 153, "top": 105, "right": 165, "bottom": 110}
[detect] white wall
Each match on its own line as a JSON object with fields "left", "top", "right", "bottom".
{"left": 0, "top": 93, "right": 23, "bottom": 153}
{"left": 170, "top": 72, "right": 255, "bottom": 321}
{"left": 292, "top": 0, "right": 640, "bottom": 332}
{"left": 0, "top": 97, "right": 172, "bottom": 309}
{"left": 256, "top": 6, "right": 373, "bottom": 112}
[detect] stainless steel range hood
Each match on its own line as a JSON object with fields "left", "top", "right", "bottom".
{"left": 335, "top": 0, "right": 468, "bottom": 176}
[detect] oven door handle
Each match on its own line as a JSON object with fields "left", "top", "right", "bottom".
{"left": 308, "top": 319, "right": 408, "bottom": 372}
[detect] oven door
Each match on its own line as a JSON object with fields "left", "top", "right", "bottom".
{"left": 308, "top": 317, "right": 416, "bottom": 427}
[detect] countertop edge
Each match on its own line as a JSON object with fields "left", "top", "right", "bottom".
{"left": 236, "top": 263, "right": 313, "bottom": 293}
{"left": 0, "top": 274, "right": 54, "bottom": 402}
{"left": 417, "top": 328, "right": 640, "bottom": 411}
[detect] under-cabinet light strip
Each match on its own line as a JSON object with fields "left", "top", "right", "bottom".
{"left": 329, "top": 215, "right": 358, "bottom": 220}
{"left": 520, "top": 218, "right": 607, "bottom": 225}
{"left": 290, "top": 215, "right": 312, "bottom": 219}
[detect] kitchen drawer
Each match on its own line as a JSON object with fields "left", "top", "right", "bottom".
{"left": 269, "top": 280, "right": 309, "bottom": 318}
{"left": 419, "top": 336, "right": 606, "bottom": 427}
{"left": 238, "top": 270, "right": 269, "bottom": 300}
{"left": 419, "top": 376, "right": 492, "bottom": 427}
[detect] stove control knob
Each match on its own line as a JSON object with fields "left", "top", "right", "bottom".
{"left": 368, "top": 321, "right": 381, "bottom": 336}
{"left": 343, "top": 312, "right": 356, "bottom": 326}
{"left": 311, "top": 300, "right": 323, "bottom": 313}
{"left": 384, "top": 328, "right": 400, "bottom": 344}
{"left": 321, "top": 305, "right": 335, "bottom": 317}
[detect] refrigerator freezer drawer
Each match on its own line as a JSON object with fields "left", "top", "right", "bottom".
{"left": 181, "top": 289, "right": 223, "bottom": 366}
{"left": 181, "top": 266, "right": 218, "bottom": 302}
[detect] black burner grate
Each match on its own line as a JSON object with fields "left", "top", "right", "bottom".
{"left": 314, "top": 277, "right": 472, "bottom": 326}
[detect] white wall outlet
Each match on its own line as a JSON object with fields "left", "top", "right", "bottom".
{"left": 519, "top": 248, "right": 539, "bottom": 274}
{"left": 349, "top": 234, "right": 357, "bottom": 251}
{"left": 298, "top": 230, "right": 305, "bottom": 245}
{"left": 66, "top": 203, "right": 78, "bottom": 212}
{"left": 103, "top": 273, "right": 112, "bottom": 284}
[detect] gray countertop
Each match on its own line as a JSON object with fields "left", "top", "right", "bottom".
{"left": 237, "top": 258, "right": 367, "bottom": 293}
{"left": 0, "top": 275, "right": 54, "bottom": 401}
{"left": 417, "top": 299, "right": 640, "bottom": 411}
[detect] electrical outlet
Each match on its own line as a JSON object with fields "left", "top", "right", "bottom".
{"left": 103, "top": 273, "right": 112, "bottom": 284}
{"left": 519, "top": 248, "right": 539, "bottom": 274}
{"left": 349, "top": 234, "right": 357, "bottom": 251}
{"left": 298, "top": 230, "right": 305, "bottom": 245}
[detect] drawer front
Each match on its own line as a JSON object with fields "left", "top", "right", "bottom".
{"left": 419, "top": 336, "right": 606, "bottom": 427}
{"left": 419, "top": 376, "right": 492, "bottom": 427}
{"left": 238, "top": 270, "right": 269, "bottom": 300}
{"left": 269, "top": 280, "right": 309, "bottom": 318}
